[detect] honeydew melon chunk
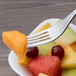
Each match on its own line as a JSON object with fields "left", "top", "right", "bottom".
{"left": 38, "top": 73, "right": 48, "bottom": 76}
{"left": 38, "top": 42, "right": 56, "bottom": 55}
{"left": 55, "top": 20, "right": 76, "bottom": 45}
{"left": 62, "top": 68, "right": 76, "bottom": 76}
{"left": 36, "top": 23, "right": 56, "bottom": 55}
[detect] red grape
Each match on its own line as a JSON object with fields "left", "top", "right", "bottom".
{"left": 26, "top": 47, "right": 39, "bottom": 58}
{"left": 51, "top": 45, "right": 64, "bottom": 59}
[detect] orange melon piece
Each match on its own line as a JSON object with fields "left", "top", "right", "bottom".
{"left": 56, "top": 42, "right": 65, "bottom": 49}
{"left": 2, "top": 31, "right": 27, "bottom": 61}
{"left": 70, "top": 42, "right": 76, "bottom": 51}
{"left": 48, "top": 51, "right": 51, "bottom": 56}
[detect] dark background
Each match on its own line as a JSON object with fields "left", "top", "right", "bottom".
{"left": 0, "top": 0, "right": 76, "bottom": 76}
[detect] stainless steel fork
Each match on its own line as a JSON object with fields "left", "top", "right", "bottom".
{"left": 27, "top": 9, "right": 76, "bottom": 47}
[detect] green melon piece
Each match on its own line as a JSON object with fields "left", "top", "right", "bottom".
{"left": 55, "top": 20, "right": 76, "bottom": 45}
{"left": 38, "top": 73, "right": 48, "bottom": 76}
{"left": 62, "top": 68, "right": 76, "bottom": 76}
{"left": 36, "top": 22, "right": 56, "bottom": 56}
{"left": 38, "top": 42, "right": 56, "bottom": 55}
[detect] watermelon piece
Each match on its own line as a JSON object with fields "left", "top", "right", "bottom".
{"left": 28, "top": 55, "right": 61, "bottom": 76}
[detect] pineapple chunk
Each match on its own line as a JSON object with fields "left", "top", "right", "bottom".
{"left": 17, "top": 55, "right": 31, "bottom": 65}
{"left": 36, "top": 22, "right": 51, "bottom": 33}
{"left": 61, "top": 46, "right": 76, "bottom": 69}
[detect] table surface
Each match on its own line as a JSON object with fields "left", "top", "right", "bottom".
{"left": 0, "top": 0, "right": 76, "bottom": 76}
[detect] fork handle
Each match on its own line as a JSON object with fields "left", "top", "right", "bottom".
{"left": 58, "top": 9, "right": 76, "bottom": 28}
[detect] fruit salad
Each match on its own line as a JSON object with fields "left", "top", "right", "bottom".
{"left": 2, "top": 20, "right": 76, "bottom": 76}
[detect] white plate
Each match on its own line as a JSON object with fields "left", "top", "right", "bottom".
{"left": 8, "top": 18, "right": 76, "bottom": 76}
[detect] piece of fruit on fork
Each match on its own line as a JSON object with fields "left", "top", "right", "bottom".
{"left": 2, "top": 31, "right": 28, "bottom": 61}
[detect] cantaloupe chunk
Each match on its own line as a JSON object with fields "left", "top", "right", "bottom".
{"left": 70, "top": 42, "right": 76, "bottom": 51}
{"left": 56, "top": 42, "right": 65, "bottom": 49}
{"left": 2, "top": 31, "right": 27, "bottom": 61}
